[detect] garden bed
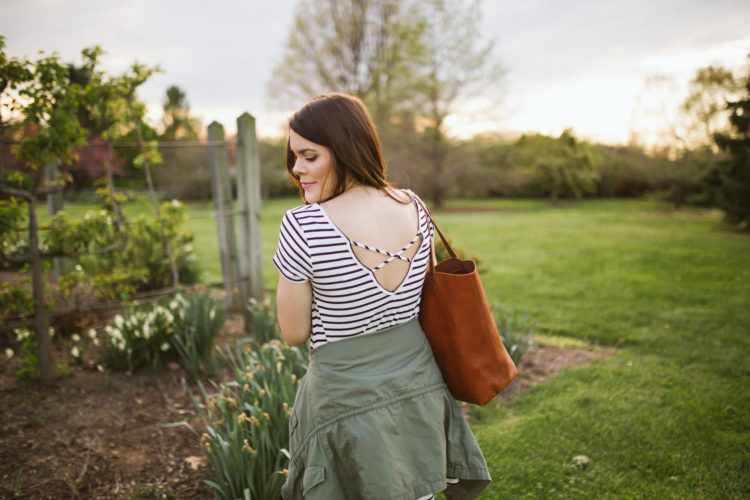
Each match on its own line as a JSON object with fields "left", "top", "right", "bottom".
{"left": 0, "top": 330, "right": 614, "bottom": 499}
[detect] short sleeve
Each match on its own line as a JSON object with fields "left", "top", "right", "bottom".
{"left": 273, "top": 210, "right": 312, "bottom": 283}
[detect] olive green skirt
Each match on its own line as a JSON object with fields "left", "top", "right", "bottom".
{"left": 281, "top": 318, "right": 491, "bottom": 500}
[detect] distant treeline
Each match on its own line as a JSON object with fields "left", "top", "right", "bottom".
{"left": 28, "top": 129, "right": 720, "bottom": 210}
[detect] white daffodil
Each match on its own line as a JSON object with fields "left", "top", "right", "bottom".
{"left": 115, "top": 315, "right": 124, "bottom": 328}
{"left": 71, "top": 333, "right": 81, "bottom": 342}
{"left": 5, "top": 348, "right": 13, "bottom": 359}
{"left": 71, "top": 346, "right": 80, "bottom": 358}
{"left": 160, "top": 342, "right": 170, "bottom": 352}
{"left": 88, "top": 328, "right": 97, "bottom": 339}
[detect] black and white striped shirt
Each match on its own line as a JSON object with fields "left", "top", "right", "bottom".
{"left": 273, "top": 195, "right": 432, "bottom": 349}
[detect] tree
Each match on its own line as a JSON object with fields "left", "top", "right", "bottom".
{"left": 161, "top": 85, "right": 200, "bottom": 141}
{"left": 679, "top": 64, "right": 740, "bottom": 151}
{"left": 0, "top": 37, "right": 32, "bottom": 175}
{"left": 154, "top": 85, "right": 206, "bottom": 199}
{"left": 410, "top": 0, "right": 503, "bottom": 208}
{"left": 270, "top": 0, "right": 503, "bottom": 207}
{"left": 0, "top": 43, "right": 94, "bottom": 384}
{"left": 513, "top": 130, "right": 602, "bottom": 203}
{"left": 270, "top": 0, "right": 423, "bottom": 126}
{"left": 0, "top": 43, "right": 167, "bottom": 385}
{"left": 713, "top": 65, "right": 750, "bottom": 229}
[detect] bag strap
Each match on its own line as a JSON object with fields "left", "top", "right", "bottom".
{"left": 413, "top": 195, "right": 457, "bottom": 293}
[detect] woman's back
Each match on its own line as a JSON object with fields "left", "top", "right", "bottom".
{"left": 321, "top": 186, "right": 423, "bottom": 292}
{"left": 273, "top": 186, "right": 432, "bottom": 348}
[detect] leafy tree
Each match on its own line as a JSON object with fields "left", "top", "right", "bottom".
{"left": 713, "top": 65, "right": 750, "bottom": 229}
{"left": 160, "top": 85, "right": 200, "bottom": 141}
{"left": 513, "top": 130, "right": 602, "bottom": 203}
{"left": 0, "top": 42, "right": 95, "bottom": 384}
{"left": 259, "top": 136, "right": 297, "bottom": 198}
{"left": 270, "top": 0, "right": 503, "bottom": 207}
{"left": 679, "top": 64, "right": 740, "bottom": 151}
{"left": 270, "top": 0, "right": 423, "bottom": 126}
{"left": 598, "top": 144, "right": 654, "bottom": 198}
{"left": 0, "top": 43, "right": 171, "bottom": 385}
{"left": 411, "top": 0, "right": 503, "bottom": 208}
{"left": 154, "top": 85, "right": 206, "bottom": 199}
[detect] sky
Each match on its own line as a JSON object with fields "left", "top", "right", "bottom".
{"left": 1, "top": 0, "right": 749, "bottom": 146}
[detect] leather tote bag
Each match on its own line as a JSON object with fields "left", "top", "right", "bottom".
{"left": 417, "top": 204, "right": 518, "bottom": 406}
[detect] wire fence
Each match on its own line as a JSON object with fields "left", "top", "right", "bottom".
{"left": 2, "top": 116, "right": 265, "bottom": 335}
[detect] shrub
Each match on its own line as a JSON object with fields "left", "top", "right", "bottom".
{"left": 99, "top": 301, "right": 181, "bottom": 372}
{"left": 434, "top": 236, "right": 487, "bottom": 274}
{"left": 493, "top": 306, "right": 535, "bottom": 365}
{"left": 96, "top": 291, "right": 225, "bottom": 374}
{"left": 40, "top": 199, "right": 199, "bottom": 306}
{"left": 170, "top": 292, "right": 225, "bottom": 380}
{"left": 0, "top": 282, "right": 33, "bottom": 323}
{"left": 68, "top": 200, "right": 200, "bottom": 296}
{"left": 13, "top": 327, "right": 40, "bottom": 379}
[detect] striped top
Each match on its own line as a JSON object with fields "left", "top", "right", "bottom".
{"left": 273, "top": 194, "right": 432, "bottom": 349}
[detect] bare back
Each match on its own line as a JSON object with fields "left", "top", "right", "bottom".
{"left": 321, "top": 186, "right": 422, "bottom": 292}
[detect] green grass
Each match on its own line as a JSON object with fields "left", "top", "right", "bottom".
{"left": 38, "top": 197, "right": 749, "bottom": 498}
{"left": 434, "top": 200, "right": 749, "bottom": 499}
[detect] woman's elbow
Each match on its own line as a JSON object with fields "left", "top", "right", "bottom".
{"left": 276, "top": 278, "right": 313, "bottom": 346}
{"left": 280, "top": 325, "right": 310, "bottom": 347}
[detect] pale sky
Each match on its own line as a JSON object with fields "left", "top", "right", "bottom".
{"left": 1, "top": 0, "right": 749, "bottom": 146}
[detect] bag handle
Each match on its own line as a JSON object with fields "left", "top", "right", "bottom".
{"left": 413, "top": 195, "right": 457, "bottom": 293}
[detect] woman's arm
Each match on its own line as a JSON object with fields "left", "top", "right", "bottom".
{"left": 276, "top": 275, "right": 313, "bottom": 346}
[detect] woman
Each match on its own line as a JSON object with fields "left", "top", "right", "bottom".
{"left": 274, "top": 93, "right": 490, "bottom": 499}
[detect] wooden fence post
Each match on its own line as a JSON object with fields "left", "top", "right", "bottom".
{"left": 236, "top": 113, "right": 264, "bottom": 305}
{"left": 207, "top": 122, "right": 242, "bottom": 311}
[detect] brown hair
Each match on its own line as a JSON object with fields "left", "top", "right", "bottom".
{"left": 286, "top": 93, "right": 394, "bottom": 202}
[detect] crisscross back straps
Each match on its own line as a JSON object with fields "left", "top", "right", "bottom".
{"left": 349, "top": 232, "right": 422, "bottom": 271}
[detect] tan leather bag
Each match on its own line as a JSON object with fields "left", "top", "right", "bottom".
{"left": 418, "top": 204, "right": 518, "bottom": 406}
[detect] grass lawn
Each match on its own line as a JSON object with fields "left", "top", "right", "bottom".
{"left": 437, "top": 199, "right": 749, "bottom": 499}
{"left": 38, "top": 196, "right": 749, "bottom": 498}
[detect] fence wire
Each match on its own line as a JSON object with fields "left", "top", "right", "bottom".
{"left": 2, "top": 135, "right": 262, "bottom": 334}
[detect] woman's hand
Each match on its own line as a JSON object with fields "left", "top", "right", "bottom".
{"left": 276, "top": 275, "right": 313, "bottom": 346}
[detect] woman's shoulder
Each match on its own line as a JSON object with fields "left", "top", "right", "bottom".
{"left": 280, "top": 204, "right": 326, "bottom": 234}
{"left": 284, "top": 203, "right": 322, "bottom": 219}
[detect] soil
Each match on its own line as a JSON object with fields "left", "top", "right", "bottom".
{"left": 495, "top": 344, "right": 618, "bottom": 403}
{"left": 0, "top": 325, "right": 616, "bottom": 499}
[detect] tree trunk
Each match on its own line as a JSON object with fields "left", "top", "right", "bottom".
{"left": 105, "top": 140, "right": 123, "bottom": 229}
{"left": 429, "top": 123, "right": 446, "bottom": 210}
{"left": 29, "top": 195, "right": 54, "bottom": 385}
{"left": 551, "top": 178, "right": 559, "bottom": 204}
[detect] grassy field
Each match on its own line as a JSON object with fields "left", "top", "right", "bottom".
{"left": 39, "top": 197, "right": 749, "bottom": 498}
{"left": 438, "top": 199, "right": 749, "bottom": 499}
